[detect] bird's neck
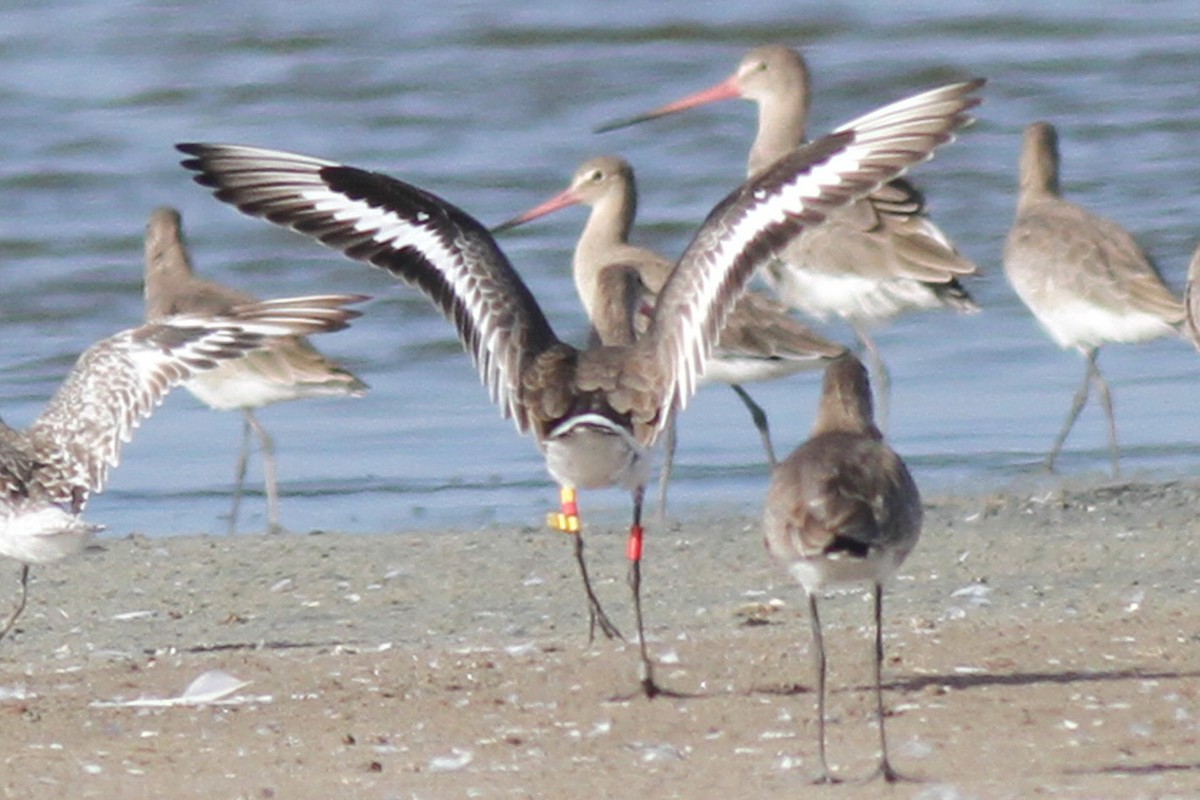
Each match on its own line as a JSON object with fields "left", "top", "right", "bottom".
{"left": 574, "top": 189, "right": 637, "bottom": 319}
{"left": 747, "top": 89, "right": 810, "bottom": 177}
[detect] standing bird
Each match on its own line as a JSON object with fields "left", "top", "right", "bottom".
{"left": 763, "top": 353, "right": 921, "bottom": 783}
{"left": 493, "top": 154, "right": 846, "bottom": 514}
{"left": 0, "top": 294, "right": 364, "bottom": 641}
{"left": 1003, "top": 122, "right": 1183, "bottom": 475}
{"left": 177, "top": 78, "right": 982, "bottom": 697}
{"left": 597, "top": 45, "right": 979, "bottom": 427}
{"left": 144, "top": 207, "right": 368, "bottom": 533}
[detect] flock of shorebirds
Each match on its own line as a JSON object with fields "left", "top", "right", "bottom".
{"left": 1, "top": 44, "right": 1196, "bottom": 784}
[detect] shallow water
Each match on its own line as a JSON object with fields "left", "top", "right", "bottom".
{"left": 1, "top": 0, "right": 1199, "bottom": 535}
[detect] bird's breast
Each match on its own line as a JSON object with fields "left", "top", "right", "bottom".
{"left": 543, "top": 413, "right": 648, "bottom": 491}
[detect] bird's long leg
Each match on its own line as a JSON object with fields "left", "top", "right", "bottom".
{"left": 1046, "top": 349, "right": 1095, "bottom": 473}
{"left": 870, "top": 583, "right": 911, "bottom": 783}
{"left": 547, "top": 487, "right": 622, "bottom": 642}
{"left": 0, "top": 564, "right": 30, "bottom": 642}
{"left": 1087, "top": 351, "right": 1119, "bottom": 477}
{"left": 625, "top": 485, "right": 664, "bottom": 698}
{"left": 730, "top": 383, "right": 777, "bottom": 468}
{"left": 245, "top": 410, "right": 283, "bottom": 533}
{"left": 655, "top": 410, "right": 678, "bottom": 519}
{"left": 227, "top": 413, "right": 254, "bottom": 534}
{"left": 807, "top": 592, "right": 837, "bottom": 784}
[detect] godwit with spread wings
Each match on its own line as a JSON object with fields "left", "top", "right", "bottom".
{"left": 0, "top": 293, "right": 363, "bottom": 640}
{"left": 177, "top": 78, "right": 982, "bottom": 696}
{"left": 493, "top": 154, "right": 845, "bottom": 512}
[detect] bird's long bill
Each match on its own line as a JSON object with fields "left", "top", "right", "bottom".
{"left": 491, "top": 187, "right": 581, "bottom": 233}
{"left": 594, "top": 75, "right": 741, "bottom": 133}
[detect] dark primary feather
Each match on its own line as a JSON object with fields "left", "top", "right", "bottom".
{"left": 869, "top": 178, "right": 925, "bottom": 218}
{"left": 649, "top": 132, "right": 857, "bottom": 411}
{"left": 179, "top": 144, "right": 563, "bottom": 434}
{"left": 177, "top": 78, "right": 982, "bottom": 453}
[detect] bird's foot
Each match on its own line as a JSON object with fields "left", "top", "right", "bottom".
{"left": 868, "top": 761, "right": 917, "bottom": 784}
{"left": 810, "top": 772, "right": 842, "bottom": 786}
{"left": 589, "top": 602, "right": 624, "bottom": 642}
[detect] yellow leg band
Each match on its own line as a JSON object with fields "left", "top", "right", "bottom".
{"left": 547, "top": 487, "right": 581, "bottom": 533}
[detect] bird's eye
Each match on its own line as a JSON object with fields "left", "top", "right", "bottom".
{"left": 590, "top": 170, "right": 604, "bottom": 181}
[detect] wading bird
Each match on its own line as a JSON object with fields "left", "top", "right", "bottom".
{"left": 144, "top": 207, "right": 367, "bottom": 532}
{"left": 598, "top": 45, "right": 979, "bottom": 427}
{"left": 177, "top": 77, "right": 981, "bottom": 696}
{"left": 1, "top": 293, "right": 364, "bottom": 640}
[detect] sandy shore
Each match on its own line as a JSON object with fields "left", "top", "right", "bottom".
{"left": 1, "top": 479, "right": 1198, "bottom": 799}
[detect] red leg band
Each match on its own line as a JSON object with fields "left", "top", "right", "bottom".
{"left": 626, "top": 523, "right": 644, "bottom": 562}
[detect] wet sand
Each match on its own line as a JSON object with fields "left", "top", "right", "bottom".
{"left": 1, "top": 479, "right": 1198, "bottom": 799}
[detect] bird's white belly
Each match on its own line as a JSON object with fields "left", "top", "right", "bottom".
{"left": 701, "top": 353, "right": 824, "bottom": 386}
{"left": 787, "top": 547, "right": 905, "bottom": 594}
{"left": 0, "top": 507, "right": 99, "bottom": 565}
{"left": 185, "top": 364, "right": 304, "bottom": 410}
{"left": 764, "top": 260, "right": 941, "bottom": 324}
{"left": 543, "top": 415, "right": 649, "bottom": 492}
{"left": 1030, "top": 297, "right": 1178, "bottom": 350}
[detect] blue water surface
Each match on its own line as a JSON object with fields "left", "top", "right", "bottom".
{"left": 0, "top": 0, "right": 1198, "bottom": 536}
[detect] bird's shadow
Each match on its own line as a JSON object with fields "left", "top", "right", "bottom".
{"left": 1077, "top": 762, "right": 1200, "bottom": 776}
{"left": 889, "top": 666, "right": 1200, "bottom": 693}
{"left": 747, "top": 666, "right": 1200, "bottom": 782}
{"left": 745, "top": 665, "right": 1200, "bottom": 697}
